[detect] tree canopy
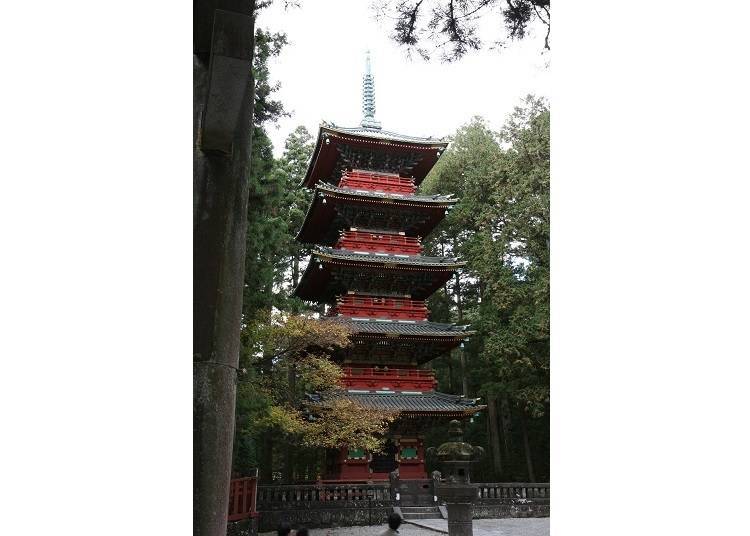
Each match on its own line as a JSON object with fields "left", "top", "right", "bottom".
{"left": 421, "top": 96, "right": 549, "bottom": 480}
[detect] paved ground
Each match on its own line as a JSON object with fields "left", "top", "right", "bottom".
{"left": 260, "top": 526, "right": 438, "bottom": 536}
{"left": 406, "top": 518, "right": 549, "bottom": 536}
{"left": 259, "top": 518, "right": 550, "bottom": 536}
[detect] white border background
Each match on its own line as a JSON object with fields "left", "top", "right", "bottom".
{"left": 1, "top": 1, "right": 749, "bottom": 534}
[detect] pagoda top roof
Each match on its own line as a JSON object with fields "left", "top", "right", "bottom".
{"left": 324, "top": 124, "right": 447, "bottom": 145}
{"left": 321, "top": 316, "right": 474, "bottom": 338}
{"left": 301, "top": 125, "right": 449, "bottom": 189}
{"left": 308, "top": 389, "right": 484, "bottom": 416}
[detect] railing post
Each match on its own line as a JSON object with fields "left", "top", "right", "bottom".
{"left": 232, "top": 480, "right": 240, "bottom": 518}
{"left": 241, "top": 480, "right": 247, "bottom": 514}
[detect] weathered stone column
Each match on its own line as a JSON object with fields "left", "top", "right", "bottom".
{"left": 428, "top": 420, "right": 484, "bottom": 536}
{"left": 440, "top": 486, "right": 477, "bottom": 536}
{"left": 194, "top": 2, "right": 257, "bottom": 536}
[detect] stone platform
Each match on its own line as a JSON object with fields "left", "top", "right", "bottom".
{"left": 255, "top": 482, "right": 549, "bottom": 532}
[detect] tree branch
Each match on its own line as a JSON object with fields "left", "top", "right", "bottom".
{"left": 531, "top": 3, "right": 551, "bottom": 50}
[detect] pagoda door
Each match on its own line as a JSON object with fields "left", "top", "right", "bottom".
{"left": 370, "top": 440, "right": 398, "bottom": 475}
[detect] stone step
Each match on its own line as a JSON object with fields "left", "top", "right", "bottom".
{"left": 403, "top": 512, "right": 442, "bottom": 520}
{"left": 400, "top": 506, "right": 442, "bottom": 520}
{"left": 401, "top": 506, "right": 439, "bottom": 513}
{"left": 400, "top": 498, "right": 436, "bottom": 506}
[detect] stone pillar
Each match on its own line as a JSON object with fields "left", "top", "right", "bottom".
{"left": 446, "top": 503, "right": 473, "bottom": 536}
{"left": 428, "top": 420, "right": 484, "bottom": 536}
{"left": 193, "top": 3, "right": 256, "bottom": 536}
{"left": 435, "top": 481, "right": 480, "bottom": 536}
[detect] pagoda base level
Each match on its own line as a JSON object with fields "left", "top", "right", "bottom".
{"left": 330, "top": 466, "right": 428, "bottom": 482}
{"left": 333, "top": 472, "right": 428, "bottom": 482}
{"left": 327, "top": 438, "right": 428, "bottom": 482}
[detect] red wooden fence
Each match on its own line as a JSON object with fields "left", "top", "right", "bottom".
{"left": 228, "top": 476, "right": 258, "bottom": 522}
{"left": 341, "top": 366, "right": 437, "bottom": 390}
{"left": 340, "top": 169, "right": 416, "bottom": 194}
{"left": 329, "top": 295, "right": 428, "bottom": 320}
{"left": 335, "top": 230, "right": 423, "bottom": 255}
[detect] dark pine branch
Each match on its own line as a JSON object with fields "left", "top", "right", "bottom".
{"left": 378, "top": 0, "right": 551, "bottom": 61}
{"left": 393, "top": 0, "right": 425, "bottom": 46}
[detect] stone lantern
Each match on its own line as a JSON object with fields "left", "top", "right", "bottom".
{"left": 427, "top": 420, "right": 484, "bottom": 536}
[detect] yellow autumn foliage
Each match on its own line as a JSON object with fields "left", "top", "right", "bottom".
{"left": 241, "top": 313, "right": 394, "bottom": 451}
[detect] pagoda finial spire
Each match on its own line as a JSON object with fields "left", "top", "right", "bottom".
{"left": 361, "top": 50, "right": 382, "bottom": 130}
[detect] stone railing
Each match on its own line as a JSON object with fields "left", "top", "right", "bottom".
{"left": 256, "top": 483, "right": 393, "bottom": 531}
{"left": 476, "top": 482, "right": 550, "bottom": 502}
{"left": 257, "top": 482, "right": 392, "bottom": 506}
{"left": 473, "top": 482, "right": 550, "bottom": 520}
{"left": 254, "top": 481, "right": 549, "bottom": 529}
{"left": 256, "top": 481, "right": 550, "bottom": 506}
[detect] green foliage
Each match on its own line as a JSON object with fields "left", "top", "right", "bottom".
{"left": 273, "top": 126, "right": 315, "bottom": 313}
{"left": 238, "top": 314, "right": 394, "bottom": 455}
{"left": 253, "top": 29, "right": 288, "bottom": 124}
{"left": 243, "top": 28, "right": 292, "bottom": 321}
{"left": 236, "top": 122, "right": 316, "bottom": 479}
{"left": 421, "top": 96, "right": 549, "bottom": 480}
{"left": 244, "top": 127, "right": 287, "bottom": 319}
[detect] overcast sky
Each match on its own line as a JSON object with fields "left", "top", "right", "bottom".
{"left": 259, "top": 0, "right": 550, "bottom": 156}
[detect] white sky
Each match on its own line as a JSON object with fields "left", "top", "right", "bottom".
{"left": 258, "top": 0, "right": 550, "bottom": 156}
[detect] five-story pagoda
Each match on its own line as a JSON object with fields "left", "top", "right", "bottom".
{"left": 295, "top": 52, "right": 483, "bottom": 482}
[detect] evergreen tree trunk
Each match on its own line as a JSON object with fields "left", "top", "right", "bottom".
{"left": 486, "top": 394, "right": 503, "bottom": 478}
{"left": 193, "top": 3, "right": 256, "bottom": 536}
{"left": 500, "top": 396, "right": 513, "bottom": 459}
{"left": 453, "top": 269, "right": 469, "bottom": 397}
{"left": 290, "top": 254, "right": 301, "bottom": 314}
{"left": 283, "top": 363, "right": 297, "bottom": 483}
{"left": 519, "top": 407, "right": 536, "bottom": 482}
{"left": 260, "top": 434, "right": 273, "bottom": 483}
{"left": 446, "top": 354, "right": 453, "bottom": 392}
{"left": 282, "top": 444, "right": 294, "bottom": 483}
{"left": 459, "top": 349, "right": 469, "bottom": 397}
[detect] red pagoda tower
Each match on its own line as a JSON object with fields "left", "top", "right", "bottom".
{"left": 295, "top": 52, "right": 483, "bottom": 482}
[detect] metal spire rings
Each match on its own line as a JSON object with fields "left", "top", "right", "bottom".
{"left": 361, "top": 50, "right": 382, "bottom": 130}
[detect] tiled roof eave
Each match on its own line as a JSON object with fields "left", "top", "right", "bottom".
{"left": 299, "top": 125, "right": 327, "bottom": 188}
{"left": 398, "top": 407, "right": 486, "bottom": 416}
{"left": 317, "top": 183, "right": 457, "bottom": 205}
{"left": 350, "top": 333, "right": 475, "bottom": 340}
{"left": 314, "top": 248, "right": 465, "bottom": 269}
{"left": 307, "top": 390, "right": 485, "bottom": 414}
{"left": 323, "top": 125, "right": 449, "bottom": 146}
{"left": 300, "top": 124, "right": 448, "bottom": 188}
{"left": 295, "top": 184, "right": 457, "bottom": 243}
{"left": 295, "top": 188, "right": 322, "bottom": 241}
{"left": 321, "top": 317, "right": 475, "bottom": 337}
